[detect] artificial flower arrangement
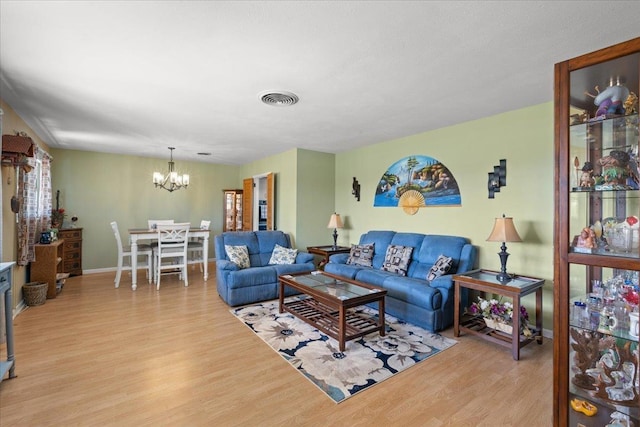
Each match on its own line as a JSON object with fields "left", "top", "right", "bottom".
{"left": 51, "top": 208, "right": 66, "bottom": 228}
{"left": 468, "top": 296, "right": 532, "bottom": 337}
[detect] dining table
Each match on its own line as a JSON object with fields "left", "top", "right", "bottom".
{"left": 128, "top": 227, "right": 211, "bottom": 290}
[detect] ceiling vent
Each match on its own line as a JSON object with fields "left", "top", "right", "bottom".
{"left": 260, "top": 91, "right": 299, "bottom": 107}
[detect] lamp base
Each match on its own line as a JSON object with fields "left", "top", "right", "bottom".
{"left": 496, "top": 243, "right": 512, "bottom": 283}
{"left": 495, "top": 272, "right": 512, "bottom": 283}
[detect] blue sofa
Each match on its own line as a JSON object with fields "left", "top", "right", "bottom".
{"left": 215, "top": 231, "right": 315, "bottom": 306}
{"left": 324, "top": 230, "right": 477, "bottom": 332}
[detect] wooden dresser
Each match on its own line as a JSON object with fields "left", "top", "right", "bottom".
{"left": 58, "top": 228, "right": 83, "bottom": 276}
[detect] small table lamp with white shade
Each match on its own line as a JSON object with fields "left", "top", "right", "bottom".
{"left": 327, "top": 213, "right": 344, "bottom": 249}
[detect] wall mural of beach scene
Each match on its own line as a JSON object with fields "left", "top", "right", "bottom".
{"left": 374, "top": 155, "right": 461, "bottom": 213}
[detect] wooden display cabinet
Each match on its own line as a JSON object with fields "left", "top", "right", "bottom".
{"left": 223, "top": 189, "right": 243, "bottom": 232}
{"left": 31, "top": 240, "right": 65, "bottom": 299}
{"left": 554, "top": 38, "right": 640, "bottom": 426}
{"left": 58, "top": 228, "right": 82, "bottom": 276}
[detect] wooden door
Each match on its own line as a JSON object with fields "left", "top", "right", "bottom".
{"left": 266, "top": 172, "right": 275, "bottom": 231}
{"left": 242, "top": 178, "right": 253, "bottom": 231}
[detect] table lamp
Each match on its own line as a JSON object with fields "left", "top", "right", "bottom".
{"left": 486, "top": 214, "right": 522, "bottom": 282}
{"left": 327, "top": 213, "right": 343, "bottom": 249}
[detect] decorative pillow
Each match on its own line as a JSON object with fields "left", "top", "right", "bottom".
{"left": 269, "top": 244, "right": 298, "bottom": 265}
{"left": 346, "top": 243, "right": 375, "bottom": 267}
{"left": 380, "top": 245, "right": 413, "bottom": 276}
{"left": 225, "top": 245, "right": 250, "bottom": 269}
{"left": 427, "top": 254, "right": 453, "bottom": 281}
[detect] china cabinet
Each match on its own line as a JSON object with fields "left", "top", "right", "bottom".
{"left": 554, "top": 38, "right": 640, "bottom": 426}
{"left": 223, "top": 189, "right": 243, "bottom": 232}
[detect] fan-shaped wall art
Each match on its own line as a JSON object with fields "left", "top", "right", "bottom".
{"left": 374, "top": 155, "right": 461, "bottom": 215}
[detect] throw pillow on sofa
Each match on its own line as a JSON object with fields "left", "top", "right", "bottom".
{"left": 381, "top": 244, "right": 413, "bottom": 276}
{"left": 346, "top": 243, "right": 375, "bottom": 267}
{"left": 269, "top": 244, "right": 298, "bottom": 265}
{"left": 225, "top": 245, "right": 250, "bottom": 269}
{"left": 427, "top": 254, "right": 453, "bottom": 281}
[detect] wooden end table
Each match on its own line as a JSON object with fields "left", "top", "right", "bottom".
{"left": 453, "top": 269, "right": 545, "bottom": 360}
{"left": 306, "top": 245, "right": 351, "bottom": 270}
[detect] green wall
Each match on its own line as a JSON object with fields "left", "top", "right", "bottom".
{"left": 334, "top": 102, "right": 554, "bottom": 327}
{"left": 50, "top": 149, "right": 239, "bottom": 270}
{"left": 295, "top": 149, "right": 336, "bottom": 250}
{"left": 238, "top": 148, "right": 336, "bottom": 250}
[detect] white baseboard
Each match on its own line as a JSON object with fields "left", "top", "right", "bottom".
{"left": 13, "top": 300, "right": 27, "bottom": 319}
{"left": 83, "top": 258, "right": 214, "bottom": 275}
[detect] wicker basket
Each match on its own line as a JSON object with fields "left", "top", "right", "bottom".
{"left": 23, "top": 282, "right": 48, "bottom": 306}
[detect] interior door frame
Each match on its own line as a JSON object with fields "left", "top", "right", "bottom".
{"left": 242, "top": 172, "right": 274, "bottom": 231}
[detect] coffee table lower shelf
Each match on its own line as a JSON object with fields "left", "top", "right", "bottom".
{"left": 283, "top": 298, "right": 383, "bottom": 350}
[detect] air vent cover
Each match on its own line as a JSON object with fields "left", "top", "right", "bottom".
{"left": 260, "top": 91, "right": 299, "bottom": 107}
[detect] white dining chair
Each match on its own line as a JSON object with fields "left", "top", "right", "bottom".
{"left": 147, "top": 219, "right": 174, "bottom": 248}
{"left": 187, "top": 220, "right": 211, "bottom": 272}
{"left": 153, "top": 223, "right": 190, "bottom": 290}
{"left": 110, "top": 221, "right": 153, "bottom": 288}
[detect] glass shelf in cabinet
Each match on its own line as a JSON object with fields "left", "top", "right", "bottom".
{"left": 569, "top": 112, "right": 638, "bottom": 129}
{"left": 570, "top": 187, "right": 640, "bottom": 194}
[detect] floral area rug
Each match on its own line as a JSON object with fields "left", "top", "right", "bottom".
{"left": 230, "top": 299, "right": 457, "bottom": 403}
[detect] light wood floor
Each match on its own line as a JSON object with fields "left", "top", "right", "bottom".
{"left": 0, "top": 266, "right": 553, "bottom": 426}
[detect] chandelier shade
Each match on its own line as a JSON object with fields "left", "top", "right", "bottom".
{"left": 153, "top": 147, "right": 190, "bottom": 192}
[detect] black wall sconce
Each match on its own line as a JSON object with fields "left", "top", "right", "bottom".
{"left": 352, "top": 177, "right": 361, "bottom": 201}
{"left": 488, "top": 159, "right": 507, "bottom": 199}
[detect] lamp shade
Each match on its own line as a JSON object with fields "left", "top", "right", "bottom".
{"left": 327, "top": 213, "right": 343, "bottom": 229}
{"left": 486, "top": 216, "right": 522, "bottom": 243}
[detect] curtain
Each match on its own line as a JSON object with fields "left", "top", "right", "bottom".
{"left": 40, "top": 151, "right": 53, "bottom": 233}
{"left": 16, "top": 147, "right": 52, "bottom": 266}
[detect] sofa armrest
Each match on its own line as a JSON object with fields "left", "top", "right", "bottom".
{"left": 328, "top": 253, "right": 349, "bottom": 264}
{"left": 429, "top": 274, "right": 454, "bottom": 293}
{"left": 216, "top": 259, "right": 240, "bottom": 271}
{"left": 456, "top": 244, "right": 478, "bottom": 274}
{"left": 295, "top": 252, "right": 314, "bottom": 264}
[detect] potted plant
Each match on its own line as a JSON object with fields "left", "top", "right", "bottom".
{"left": 467, "top": 296, "right": 532, "bottom": 336}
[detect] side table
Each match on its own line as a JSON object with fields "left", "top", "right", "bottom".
{"left": 306, "top": 245, "right": 351, "bottom": 270}
{"left": 453, "top": 269, "right": 544, "bottom": 360}
{"left": 0, "top": 262, "right": 16, "bottom": 382}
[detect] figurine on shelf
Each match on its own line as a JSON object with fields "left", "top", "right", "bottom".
{"left": 585, "top": 78, "right": 630, "bottom": 120}
{"left": 605, "top": 361, "right": 636, "bottom": 402}
{"left": 570, "top": 111, "right": 588, "bottom": 125}
{"left": 624, "top": 91, "right": 638, "bottom": 115}
{"left": 605, "top": 411, "right": 635, "bottom": 427}
{"left": 577, "top": 227, "right": 597, "bottom": 249}
{"left": 599, "top": 150, "right": 631, "bottom": 186}
{"left": 579, "top": 161, "right": 595, "bottom": 188}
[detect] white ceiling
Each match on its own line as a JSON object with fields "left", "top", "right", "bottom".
{"left": 1, "top": 1, "right": 639, "bottom": 165}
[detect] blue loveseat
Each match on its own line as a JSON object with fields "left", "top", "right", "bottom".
{"left": 324, "top": 230, "right": 477, "bottom": 332}
{"left": 215, "top": 231, "right": 315, "bottom": 306}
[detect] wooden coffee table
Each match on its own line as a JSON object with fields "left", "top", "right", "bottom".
{"left": 278, "top": 271, "right": 387, "bottom": 351}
